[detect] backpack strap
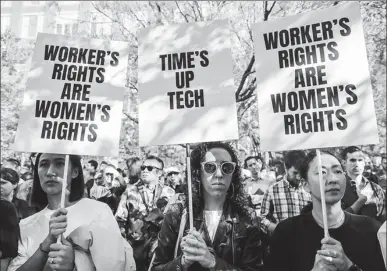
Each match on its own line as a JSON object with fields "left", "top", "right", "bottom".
{"left": 174, "top": 209, "right": 187, "bottom": 258}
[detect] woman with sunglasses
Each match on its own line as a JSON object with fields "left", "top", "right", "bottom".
{"left": 7, "top": 153, "right": 135, "bottom": 271}
{"left": 151, "top": 141, "right": 263, "bottom": 271}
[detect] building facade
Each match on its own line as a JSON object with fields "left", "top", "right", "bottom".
{"left": 1, "top": 1, "right": 111, "bottom": 39}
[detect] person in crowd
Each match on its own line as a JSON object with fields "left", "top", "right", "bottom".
{"left": 84, "top": 159, "right": 98, "bottom": 198}
{"left": 126, "top": 157, "right": 142, "bottom": 185}
{"left": 117, "top": 167, "right": 128, "bottom": 184}
{"left": 165, "top": 166, "right": 181, "bottom": 190}
{"left": 363, "top": 154, "right": 380, "bottom": 184}
{"left": 260, "top": 150, "right": 311, "bottom": 235}
{"left": 0, "top": 199, "right": 20, "bottom": 271}
{"left": 116, "top": 155, "right": 174, "bottom": 236}
{"left": 16, "top": 172, "right": 38, "bottom": 216}
{"left": 244, "top": 155, "right": 263, "bottom": 181}
{"left": 264, "top": 150, "right": 385, "bottom": 271}
{"left": 104, "top": 164, "right": 126, "bottom": 191}
{"left": 88, "top": 169, "right": 120, "bottom": 214}
{"left": 1, "top": 167, "right": 31, "bottom": 221}
{"left": 377, "top": 154, "right": 386, "bottom": 190}
{"left": 99, "top": 161, "right": 108, "bottom": 171}
{"left": 16, "top": 172, "right": 33, "bottom": 201}
{"left": 115, "top": 155, "right": 174, "bottom": 271}
{"left": 89, "top": 170, "right": 112, "bottom": 200}
{"left": 341, "top": 146, "right": 386, "bottom": 222}
{"left": 7, "top": 153, "right": 135, "bottom": 271}
{"left": 273, "top": 160, "right": 286, "bottom": 181}
{"left": 3, "top": 158, "right": 21, "bottom": 175}
{"left": 244, "top": 156, "right": 273, "bottom": 211}
{"left": 151, "top": 141, "right": 263, "bottom": 271}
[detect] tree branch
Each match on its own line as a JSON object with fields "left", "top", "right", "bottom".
{"left": 175, "top": 1, "right": 190, "bottom": 22}
{"left": 239, "top": 77, "right": 256, "bottom": 99}
{"left": 235, "top": 55, "right": 255, "bottom": 98}
{"left": 194, "top": 1, "right": 204, "bottom": 21}
{"left": 124, "top": 113, "right": 138, "bottom": 124}
{"left": 89, "top": 1, "right": 135, "bottom": 40}
{"left": 264, "top": 1, "right": 276, "bottom": 21}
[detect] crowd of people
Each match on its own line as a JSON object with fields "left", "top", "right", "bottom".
{"left": 1, "top": 143, "right": 386, "bottom": 271}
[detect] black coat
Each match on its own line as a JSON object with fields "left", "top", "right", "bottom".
{"left": 151, "top": 202, "right": 263, "bottom": 271}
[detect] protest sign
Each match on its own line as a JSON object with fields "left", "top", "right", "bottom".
{"left": 138, "top": 19, "right": 238, "bottom": 146}
{"left": 252, "top": 2, "right": 379, "bottom": 151}
{"left": 12, "top": 33, "right": 129, "bottom": 157}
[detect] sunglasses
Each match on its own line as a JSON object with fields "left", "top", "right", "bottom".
{"left": 201, "top": 162, "right": 236, "bottom": 175}
{"left": 141, "top": 165, "right": 161, "bottom": 172}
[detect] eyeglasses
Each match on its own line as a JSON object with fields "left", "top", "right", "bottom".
{"left": 201, "top": 162, "right": 236, "bottom": 175}
{"left": 141, "top": 165, "right": 161, "bottom": 172}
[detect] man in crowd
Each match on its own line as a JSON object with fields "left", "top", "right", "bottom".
{"left": 341, "top": 146, "right": 386, "bottom": 222}
{"left": 244, "top": 155, "right": 275, "bottom": 211}
{"left": 260, "top": 150, "right": 311, "bottom": 235}
{"left": 363, "top": 154, "right": 380, "bottom": 185}
{"left": 165, "top": 166, "right": 181, "bottom": 190}
{"left": 115, "top": 155, "right": 174, "bottom": 271}
{"left": 1, "top": 167, "right": 31, "bottom": 221}
{"left": 245, "top": 155, "right": 263, "bottom": 181}
{"left": 84, "top": 159, "right": 98, "bottom": 197}
{"left": 100, "top": 160, "right": 108, "bottom": 171}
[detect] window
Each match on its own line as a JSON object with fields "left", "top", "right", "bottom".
{"left": 1, "top": 16, "right": 11, "bottom": 33}
{"left": 56, "top": 24, "right": 63, "bottom": 35}
{"left": 56, "top": 12, "right": 78, "bottom": 35}
{"left": 90, "top": 13, "right": 111, "bottom": 36}
{"left": 28, "top": 16, "right": 38, "bottom": 37}
{"left": 56, "top": 23, "right": 78, "bottom": 35}
{"left": 22, "top": 1, "right": 41, "bottom": 6}
{"left": 37, "top": 15, "right": 44, "bottom": 33}
{"left": 21, "top": 15, "right": 38, "bottom": 38}
{"left": 72, "top": 24, "right": 78, "bottom": 35}
{"left": 64, "top": 24, "right": 71, "bottom": 35}
{"left": 1, "top": 1, "right": 12, "bottom": 7}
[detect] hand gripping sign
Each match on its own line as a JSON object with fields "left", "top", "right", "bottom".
{"left": 252, "top": 2, "right": 379, "bottom": 237}
{"left": 138, "top": 20, "right": 239, "bottom": 232}
{"left": 13, "top": 33, "right": 129, "bottom": 213}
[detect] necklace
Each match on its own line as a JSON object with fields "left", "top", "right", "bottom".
{"left": 312, "top": 210, "right": 345, "bottom": 229}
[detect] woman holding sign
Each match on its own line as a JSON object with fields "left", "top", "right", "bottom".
{"left": 7, "top": 153, "right": 135, "bottom": 271}
{"left": 151, "top": 142, "right": 263, "bottom": 271}
{"left": 264, "top": 150, "right": 385, "bottom": 271}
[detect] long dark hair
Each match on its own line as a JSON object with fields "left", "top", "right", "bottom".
{"left": 31, "top": 153, "right": 85, "bottom": 211}
{"left": 186, "top": 141, "right": 252, "bottom": 222}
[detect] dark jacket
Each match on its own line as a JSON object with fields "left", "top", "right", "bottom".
{"left": 341, "top": 175, "right": 385, "bottom": 221}
{"left": 151, "top": 203, "right": 263, "bottom": 271}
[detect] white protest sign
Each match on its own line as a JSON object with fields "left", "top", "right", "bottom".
{"left": 252, "top": 2, "right": 379, "bottom": 151}
{"left": 138, "top": 19, "right": 238, "bottom": 146}
{"left": 12, "top": 33, "right": 129, "bottom": 157}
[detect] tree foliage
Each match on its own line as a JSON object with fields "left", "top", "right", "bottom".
{"left": 1, "top": 1, "right": 385, "bottom": 167}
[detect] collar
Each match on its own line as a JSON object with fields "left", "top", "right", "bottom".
{"left": 144, "top": 182, "right": 157, "bottom": 192}
{"left": 194, "top": 201, "right": 240, "bottom": 224}
{"left": 346, "top": 174, "right": 369, "bottom": 187}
